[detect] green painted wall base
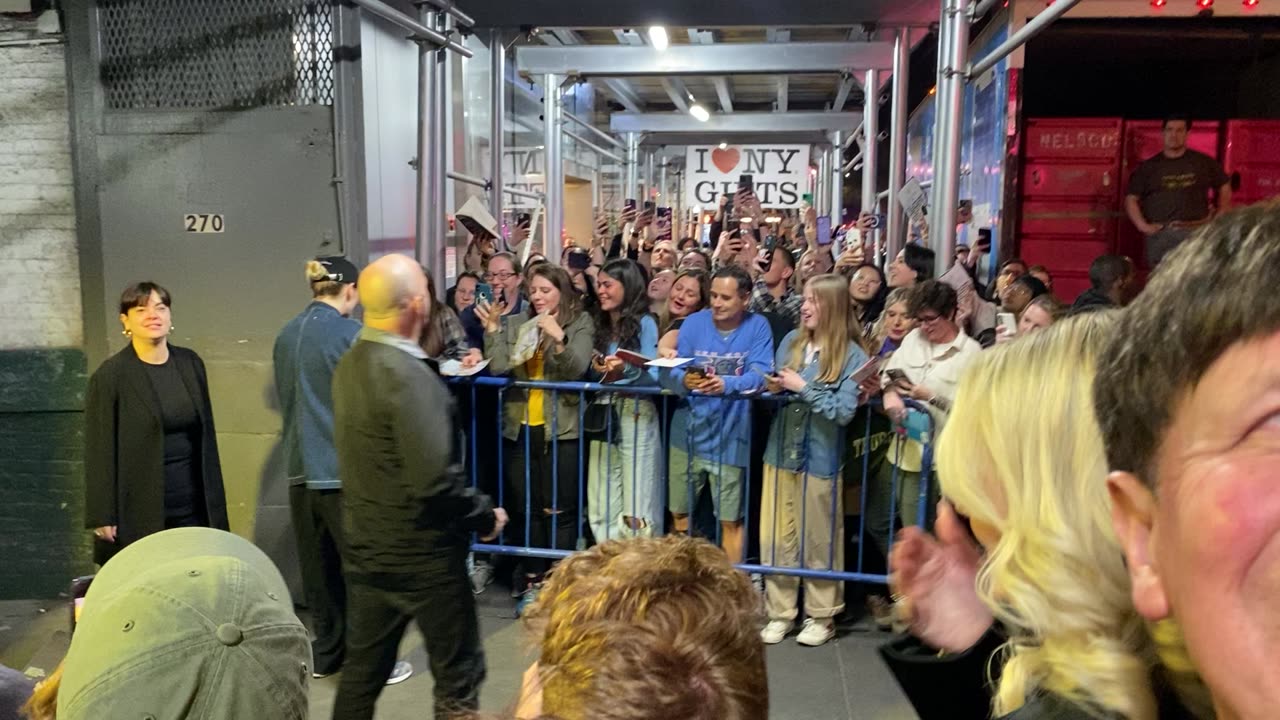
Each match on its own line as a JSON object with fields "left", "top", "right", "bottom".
{"left": 0, "top": 349, "right": 92, "bottom": 600}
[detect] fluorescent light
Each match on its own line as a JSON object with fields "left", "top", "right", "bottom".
{"left": 689, "top": 103, "right": 710, "bottom": 122}
{"left": 649, "top": 26, "right": 669, "bottom": 51}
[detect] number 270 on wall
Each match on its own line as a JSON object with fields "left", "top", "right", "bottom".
{"left": 183, "top": 213, "right": 224, "bottom": 233}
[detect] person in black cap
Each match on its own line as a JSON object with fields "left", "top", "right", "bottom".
{"left": 273, "top": 256, "right": 414, "bottom": 684}
{"left": 85, "top": 282, "right": 228, "bottom": 565}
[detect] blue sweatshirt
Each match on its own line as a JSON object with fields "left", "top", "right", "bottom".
{"left": 273, "top": 302, "right": 361, "bottom": 490}
{"left": 764, "top": 330, "right": 867, "bottom": 478}
{"left": 660, "top": 309, "right": 774, "bottom": 468}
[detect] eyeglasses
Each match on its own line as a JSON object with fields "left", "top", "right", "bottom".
{"left": 915, "top": 313, "right": 944, "bottom": 325}
{"left": 485, "top": 271, "right": 518, "bottom": 281}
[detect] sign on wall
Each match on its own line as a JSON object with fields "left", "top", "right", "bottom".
{"left": 183, "top": 213, "right": 224, "bottom": 233}
{"left": 685, "top": 144, "right": 811, "bottom": 209}
{"left": 504, "top": 147, "right": 597, "bottom": 210}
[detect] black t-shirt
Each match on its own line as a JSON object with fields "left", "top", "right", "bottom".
{"left": 144, "top": 358, "right": 202, "bottom": 517}
{"left": 1127, "top": 150, "right": 1229, "bottom": 224}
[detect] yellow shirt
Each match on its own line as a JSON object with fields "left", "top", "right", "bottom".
{"left": 526, "top": 348, "right": 546, "bottom": 426}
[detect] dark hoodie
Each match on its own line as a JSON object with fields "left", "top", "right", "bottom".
{"left": 1071, "top": 288, "right": 1116, "bottom": 314}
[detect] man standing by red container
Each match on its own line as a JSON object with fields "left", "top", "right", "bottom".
{"left": 1124, "top": 113, "right": 1231, "bottom": 268}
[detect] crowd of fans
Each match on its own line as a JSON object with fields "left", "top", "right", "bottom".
{"left": 44, "top": 191, "right": 1277, "bottom": 720}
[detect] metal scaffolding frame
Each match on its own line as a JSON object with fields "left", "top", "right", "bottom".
{"left": 348, "top": 0, "right": 1081, "bottom": 280}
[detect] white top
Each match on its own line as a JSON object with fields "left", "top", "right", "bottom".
{"left": 882, "top": 327, "right": 982, "bottom": 472}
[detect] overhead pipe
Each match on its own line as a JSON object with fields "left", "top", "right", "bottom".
{"left": 417, "top": 0, "right": 475, "bottom": 28}
{"left": 967, "top": 0, "right": 1082, "bottom": 80}
{"left": 348, "top": 0, "right": 473, "bottom": 56}
{"left": 563, "top": 128, "right": 625, "bottom": 164}
{"left": 563, "top": 110, "right": 626, "bottom": 149}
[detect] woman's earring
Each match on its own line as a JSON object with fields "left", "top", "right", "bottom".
{"left": 122, "top": 329, "right": 132, "bottom": 337}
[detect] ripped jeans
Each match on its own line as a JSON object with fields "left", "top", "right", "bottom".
{"left": 586, "top": 397, "right": 662, "bottom": 541}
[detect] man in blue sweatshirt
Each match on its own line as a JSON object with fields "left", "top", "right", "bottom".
{"left": 662, "top": 264, "right": 774, "bottom": 564}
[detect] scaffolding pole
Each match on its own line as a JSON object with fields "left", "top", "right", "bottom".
{"left": 625, "top": 132, "right": 639, "bottom": 203}
{"left": 886, "top": 28, "right": 910, "bottom": 265}
{"left": 414, "top": 8, "right": 439, "bottom": 280}
{"left": 829, "top": 130, "right": 845, "bottom": 227}
{"left": 543, "top": 73, "right": 564, "bottom": 264}
{"left": 489, "top": 28, "right": 504, "bottom": 224}
{"left": 861, "top": 67, "right": 880, "bottom": 219}
{"left": 931, "top": 0, "right": 970, "bottom": 275}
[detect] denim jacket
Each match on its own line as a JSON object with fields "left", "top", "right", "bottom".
{"left": 273, "top": 302, "right": 361, "bottom": 489}
{"left": 763, "top": 330, "right": 867, "bottom": 478}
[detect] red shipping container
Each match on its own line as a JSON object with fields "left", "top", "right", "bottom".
{"left": 1117, "top": 121, "right": 1223, "bottom": 273}
{"left": 1222, "top": 120, "right": 1280, "bottom": 206}
{"left": 1018, "top": 119, "right": 1124, "bottom": 303}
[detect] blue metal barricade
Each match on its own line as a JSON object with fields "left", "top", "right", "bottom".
{"left": 448, "top": 375, "right": 935, "bottom": 585}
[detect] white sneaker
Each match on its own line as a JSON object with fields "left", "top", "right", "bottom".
{"left": 796, "top": 618, "right": 835, "bottom": 647}
{"left": 385, "top": 660, "right": 414, "bottom": 686}
{"left": 760, "top": 619, "right": 794, "bottom": 645}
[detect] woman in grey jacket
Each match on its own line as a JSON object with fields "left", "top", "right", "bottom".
{"left": 478, "top": 263, "right": 594, "bottom": 592}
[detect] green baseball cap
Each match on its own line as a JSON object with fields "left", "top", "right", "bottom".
{"left": 57, "top": 527, "right": 311, "bottom": 720}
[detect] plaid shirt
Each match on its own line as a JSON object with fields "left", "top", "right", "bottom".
{"left": 749, "top": 279, "right": 803, "bottom": 327}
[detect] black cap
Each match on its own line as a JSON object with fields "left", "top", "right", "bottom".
{"left": 315, "top": 256, "right": 360, "bottom": 284}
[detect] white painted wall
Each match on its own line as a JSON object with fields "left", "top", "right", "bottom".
{"left": 0, "top": 17, "right": 80, "bottom": 349}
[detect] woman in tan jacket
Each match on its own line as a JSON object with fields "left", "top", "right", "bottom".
{"left": 478, "top": 263, "right": 595, "bottom": 599}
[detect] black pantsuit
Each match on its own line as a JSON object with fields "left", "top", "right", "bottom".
{"left": 84, "top": 343, "right": 227, "bottom": 566}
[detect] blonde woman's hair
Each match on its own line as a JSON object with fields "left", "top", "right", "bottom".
{"left": 783, "top": 274, "right": 859, "bottom": 383}
{"left": 305, "top": 259, "right": 345, "bottom": 298}
{"left": 938, "top": 311, "right": 1158, "bottom": 719}
{"left": 869, "top": 287, "right": 913, "bottom": 349}
{"left": 521, "top": 536, "right": 767, "bottom": 720}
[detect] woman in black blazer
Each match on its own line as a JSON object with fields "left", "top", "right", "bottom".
{"left": 84, "top": 282, "right": 228, "bottom": 565}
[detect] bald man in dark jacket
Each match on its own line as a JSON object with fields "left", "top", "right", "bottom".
{"left": 331, "top": 254, "right": 506, "bottom": 720}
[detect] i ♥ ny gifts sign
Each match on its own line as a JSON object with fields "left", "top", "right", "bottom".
{"left": 685, "top": 144, "right": 811, "bottom": 209}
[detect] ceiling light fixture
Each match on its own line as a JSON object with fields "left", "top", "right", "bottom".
{"left": 690, "top": 103, "right": 710, "bottom": 122}
{"left": 649, "top": 26, "right": 669, "bottom": 51}
{"left": 718, "top": 141, "right": 728, "bottom": 149}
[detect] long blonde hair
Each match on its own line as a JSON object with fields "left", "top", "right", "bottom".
{"left": 783, "top": 274, "right": 858, "bottom": 383}
{"left": 938, "top": 312, "right": 1158, "bottom": 719}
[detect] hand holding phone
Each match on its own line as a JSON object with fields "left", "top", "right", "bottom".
{"left": 997, "top": 312, "right": 1018, "bottom": 336}
{"left": 886, "top": 368, "right": 913, "bottom": 392}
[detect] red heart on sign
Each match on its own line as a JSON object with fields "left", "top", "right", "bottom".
{"left": 711, "top": 147, "right": 740, "bottom": 174}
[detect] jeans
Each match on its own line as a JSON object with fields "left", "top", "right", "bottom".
{"left": 289, "top": 485, "right": 347, "bottom": 675}
{"left": 331, "top": 561, "right": 485, "bottom": 720}
{"left": 587, "top": 397, "right": 662, "bottom": 541}
{"left": 504, "top": 425, "right": 582, "bottom": 573}
{"left": 864, "top": 460, "right": 938, "bottom": 560}
{"left": 1145, "top": 226, "right": 1192, "bottom": 269}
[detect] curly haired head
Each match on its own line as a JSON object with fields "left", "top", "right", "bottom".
{"left": 521, "top": 536, "right": 767, "bottom": 720}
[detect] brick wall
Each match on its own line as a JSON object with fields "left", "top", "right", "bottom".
{"left": 0, "top": 14, "right": 81, "bottom": 350}
{"left": 0, "top": 13, "right": 92, "bottom": 599}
